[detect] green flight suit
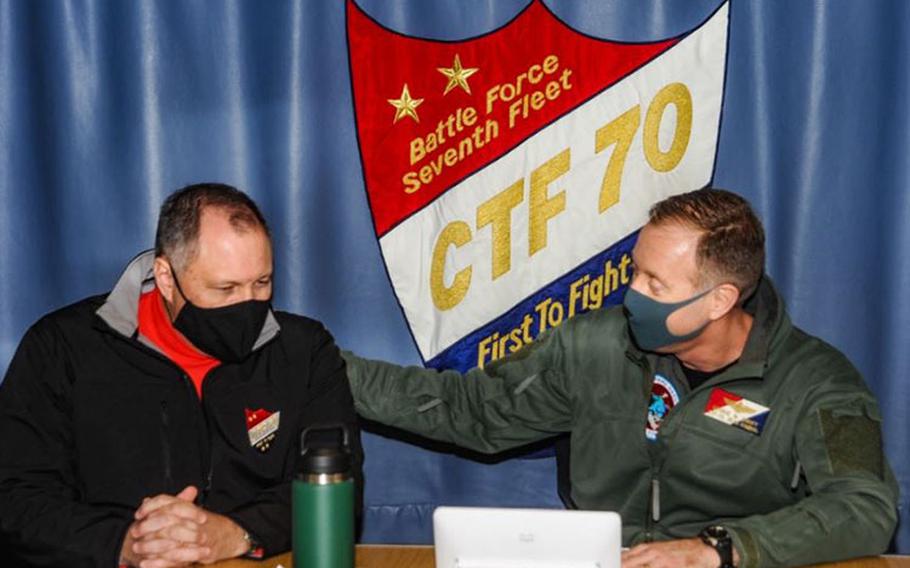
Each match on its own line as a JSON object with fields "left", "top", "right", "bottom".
{"left": 344, "top": 278, "right": 898, "bottom": 567}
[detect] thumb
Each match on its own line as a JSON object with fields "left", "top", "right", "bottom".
{"left": 176, "top": 485, "right": 198, "bottom": 502}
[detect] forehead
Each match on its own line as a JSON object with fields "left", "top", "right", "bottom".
{"left": 186, "top": 208, "right": 272, "bottom": 279}
{"left": 633, "top": 221, "right": 702, "bottom": 277}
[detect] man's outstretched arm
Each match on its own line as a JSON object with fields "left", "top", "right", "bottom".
{"left": 343, "top": 322, "right": 575, "bottom": 454}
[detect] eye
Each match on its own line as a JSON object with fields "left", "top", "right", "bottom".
{"left": 648, "top": 278, "right": 664, "bottom": 294}
{"left": 256, "top": 277, "right": 272, "bottom": 287}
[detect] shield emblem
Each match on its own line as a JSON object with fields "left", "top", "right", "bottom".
{"left": 347, "top": 0, "right": 729, "bottom": 372}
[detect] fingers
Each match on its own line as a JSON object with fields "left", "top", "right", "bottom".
{"left": 131, "top": 514, "right": 206, "bottom": 544}
{"left": 135, "top": 544, "right": 211, "bottom": 568}
{"left": 129, "top": 527, "right": 211, "bottom": 568}
{"left": 158, "top": 520, "right": 207, "bottom": 545}
{"left": 622, "top": 544, "right": 658, "bottom": 568}
{"left": 132, "top": 537, "right": 184, "bottom": 556}
{"left": 621, "top": 539, "right": 713, "bottom": 568}
{"left": 135, "top": 500, "right": 207, "bottom": 529}
{"left": 159, "top": 501, "right": 207, "bottom": 524}
{"left": 135, "top": 487, "right": 199, "bottom": 520}
{"left": 176, "top": 485, "right": 198, "bottom": 502}
{"left": 135, "top": 494, "right": 179, "bottom": 520}
{"left": 127, "top": 488, "right": 212, "bottom": 568}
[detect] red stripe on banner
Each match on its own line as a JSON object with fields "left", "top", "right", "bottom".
{"left": 348, "top": 0, "right": 679, "bottom": 237}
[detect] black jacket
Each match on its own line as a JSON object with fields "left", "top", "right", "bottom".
{"left": 0, "top": 251, "right": 363, "bottom": 567}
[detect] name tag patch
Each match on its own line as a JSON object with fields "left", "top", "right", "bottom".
{"left": 704, "top": 388, "right": 769, "bottom": 435}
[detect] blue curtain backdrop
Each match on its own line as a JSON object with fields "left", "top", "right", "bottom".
{"left": 1, "top": 0, "right": 907, "bottom": 551}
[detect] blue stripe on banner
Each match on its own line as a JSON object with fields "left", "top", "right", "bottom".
{"left": 427, "top": 230, "right": 639, "bottom": 373}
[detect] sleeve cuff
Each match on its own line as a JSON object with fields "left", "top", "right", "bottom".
{"left": 226, "top": 503, "right": 290, "bottom": 558}
{"left": 726, "top": 526, "right": 760, "bottom": 568}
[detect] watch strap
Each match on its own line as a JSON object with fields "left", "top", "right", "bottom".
{"left": 242, "top": 530, "right": 265, "bottom": 560}
{"left": 699, "top": 525, "right": 734, "bottom": 568}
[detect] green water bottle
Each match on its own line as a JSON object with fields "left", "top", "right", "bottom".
{"left": 292, "top": 423, "right": 355, "bottom": 568}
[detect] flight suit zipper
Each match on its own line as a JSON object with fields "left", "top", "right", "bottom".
{"left": 650, "top": 477, "right": 661, "bottom": 523}
{"left": 628, "top": 350, "right": 659, "bottom": 541}
{"left": 644, "top": 366, "right": 761, "bottom": 542}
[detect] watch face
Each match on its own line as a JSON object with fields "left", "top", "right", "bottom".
{"left": 707, "top": 525, "right": 729, "bottom": 539}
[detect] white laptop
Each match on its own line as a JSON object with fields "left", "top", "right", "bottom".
{"left": 433, "top": 507, "right": 622, "bottom": 568}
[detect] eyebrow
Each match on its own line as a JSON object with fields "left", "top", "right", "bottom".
{"left": 630, "top": 252, "right": 668, "bottom": 287}
{"left": 211, "top": 273, "right": 273, "bottom": 286}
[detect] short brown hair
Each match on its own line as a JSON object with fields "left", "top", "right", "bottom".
{"left": 649, "top": 188, "right": 765, "bottom": 302}
{"left": 155, "top": 183, "right": 271, "bottom": 270}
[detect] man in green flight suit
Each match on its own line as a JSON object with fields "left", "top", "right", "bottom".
{"left": 344, "top": 188, "right": 898, "bottom": 568}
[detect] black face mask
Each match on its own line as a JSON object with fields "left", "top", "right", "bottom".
{"left": 169, "top": 267, "right": 270, "bottom": 363}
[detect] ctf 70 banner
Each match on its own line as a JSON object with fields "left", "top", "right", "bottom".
{"left": 347, "top": 0, "right": 729, "bottom": 373}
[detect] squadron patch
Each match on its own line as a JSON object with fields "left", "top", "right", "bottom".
{"left": 645, "top": 374, "right": 680, "bottom": 441}
{"left": 245, "top": 408, "right": 280, "bottom": 453}
{"left": 704, "top": 388, "right": 770, "bottom": 435}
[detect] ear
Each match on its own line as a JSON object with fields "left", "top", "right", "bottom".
{"left": 153, "top": 257, "right": 178, "bottom": 305}
{"left": 707, "top": 283, "right": 741, "bottom": 320}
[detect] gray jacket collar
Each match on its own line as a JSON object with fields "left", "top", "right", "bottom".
{"left": 96, "top": 250, "right": 280, "bottom": 352}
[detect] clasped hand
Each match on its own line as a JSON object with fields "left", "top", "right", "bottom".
{"left": 119, "top": 486, "right": 248, "bottom": 568}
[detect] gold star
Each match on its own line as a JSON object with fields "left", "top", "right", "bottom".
{"left": 438, "top": 54, "right": 479, "bottom": 96}
{"left": 387, "top": 84, "right": 424, "bottom": 124}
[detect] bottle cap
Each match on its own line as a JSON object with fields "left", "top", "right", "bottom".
{"left": 299, "top": 423, "right": 353, "bottom": 476}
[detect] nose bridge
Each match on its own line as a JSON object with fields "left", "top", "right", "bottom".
{"left": 238, "top": 283, "right": 256, "bottom": 302}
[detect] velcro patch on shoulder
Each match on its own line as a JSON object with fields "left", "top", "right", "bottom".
{"left": 818, "top": 407, "right": 884, "bottom": 479}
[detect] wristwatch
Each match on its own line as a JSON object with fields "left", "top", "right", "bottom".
{"left": 242, "top": 530, "right": 265, "bottom": 560}
{"left": 699, "top": 525, "right": 734, "bottom": 568}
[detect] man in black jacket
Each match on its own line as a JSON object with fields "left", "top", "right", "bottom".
{"left": 0, "top": 183, "right": 363, "bottom": 567}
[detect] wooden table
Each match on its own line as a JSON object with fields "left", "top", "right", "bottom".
{"left": 210, "top": 545, "right": 432, "bottom": 568}
{"left": 209, "top": 546, "right": 910, "bottom": 568}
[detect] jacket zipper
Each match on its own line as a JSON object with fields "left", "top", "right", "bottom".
{"left": 650, "top": 371, "right": 760, "bottom": 540}
{"left": 629, "top": 352, "right": 658, "bottom": 542}
{"left": 198, "top": 374, "right": 218, "bottom": 505}
{"left": 628, "top": 346, "right": 766, "bottom": 543}
{"left": 181, "top": 373, "right": 213, "bottom": 505}
{"left": 111, "top": 332, "right": 217, "bottom": 504}
{"left": 160, "top": 400, "right": 174, "bottom": 491}
{"left": 790, "top": 461, "right": 802, "bottom": 491}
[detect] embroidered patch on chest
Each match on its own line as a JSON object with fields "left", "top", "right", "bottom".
{"left": 645, "top": 374, "right": 680, "bottom": 441}
{"left": 245, "top": 408, "right": 280, "bottom": 453}
{"left": 704, "top": 388, "right": 769, "bottom": 435}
